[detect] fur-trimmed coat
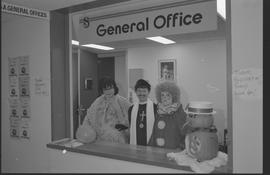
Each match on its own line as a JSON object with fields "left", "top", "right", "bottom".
{"left": 82, "top": 94, "right": 131, "bottom": 144}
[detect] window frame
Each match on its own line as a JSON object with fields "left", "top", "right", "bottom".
{"left": 49, "top": 0, "right": 232, "bottom": 173}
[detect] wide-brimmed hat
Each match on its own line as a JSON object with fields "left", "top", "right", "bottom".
{"left": 185, "top": 101, "right": 216, "bottom": 115}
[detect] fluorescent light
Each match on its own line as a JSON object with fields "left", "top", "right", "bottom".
{"left": 217, "top": 0, "right": 226, "bottom": 20}
{"left": 72, "top": 40, "right": 79, "bottom": 45}
{"left": 82, "top": 44, "right": 115, "bottom": 50}
{"left": 146, "top": 36, "right": 175, "bottom": 44}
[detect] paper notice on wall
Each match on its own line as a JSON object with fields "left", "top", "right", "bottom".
{"left": 8, "top": 55, "right": 32, "bottom": 139}
{"left": 20, "top": 118, "right": 30, "bottom": 139}
{"left": 9, "top": 76, "right": 19, "bottom": 99}
{"left": 8, "top": 57, "right": 19, "bottom": 76}
{"left": 9, "top": 99, "right": 20, "bottom": 118}
{"left": 19, "top": 56, "right": 29, "bottom": 76}
{"left": 10, "top": 117, "right": 20, "bottom": 138}
{"left": 19, "top": 76, "right": 30, "bottom": 97}
{"left": 232, "top": 68, "right": 262, "bottom": 99}
{"left": 20, "top": 98, "right": 31, "bottom": 118}
{"left": 34, "top": 77, "right": 49, "bottom": 96}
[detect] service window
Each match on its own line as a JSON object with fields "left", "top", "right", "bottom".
{"left": 50, "top": 0, "right": 231, "bottom": 173}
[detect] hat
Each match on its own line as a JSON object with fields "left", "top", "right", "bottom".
{"left": 135, "top": 79, "right": 151, "bottom": 91}
{"left": 185, "top": 101, "right": 216, "bottom": 115}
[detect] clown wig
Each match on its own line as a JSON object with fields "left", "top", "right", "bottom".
{"left": 155, "top": 81, "right": 181, "bottom": 104}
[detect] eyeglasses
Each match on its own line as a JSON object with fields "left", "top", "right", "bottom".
{"left": 188, "top": 114, "right": 198, "bottom": 118}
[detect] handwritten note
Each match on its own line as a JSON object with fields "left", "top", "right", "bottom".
{"left": 232, "top": 68, "right": 262, "bottom": 99}
{"left": 34, "top": 77, "right": 49, "bottom": 96}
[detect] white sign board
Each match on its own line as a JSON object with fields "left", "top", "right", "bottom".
{"left": 78, "top": 0, "right": 217, "bottom": 45}
{"left": 1, "top": 2, "right": 49, "bottom": 20}
{"left": 232, "top": 68, "right": 263, "bottom": 99}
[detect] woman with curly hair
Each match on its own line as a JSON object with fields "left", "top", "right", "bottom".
{"left": 148, "top": 81, "right": 187, "bottom": 150}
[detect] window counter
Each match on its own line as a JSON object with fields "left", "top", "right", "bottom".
{"left": 46, "top": 138, "right": 229, "bottom": 173}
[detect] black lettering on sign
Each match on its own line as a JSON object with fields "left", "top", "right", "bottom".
{"left": 154, "top": 12, "right": 203, "bottom": 29}
{"left": 96, "top": 17, "right": 149, "bottom": 37}
{"left": 154, "top": 15, "right": 166, "bottom": 29}
{"left": 80, "top": 17, "right": 90, "bottom": 28}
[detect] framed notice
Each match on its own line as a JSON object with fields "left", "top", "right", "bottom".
{"left": 158, "top": 59, "right": 176, "bottom": 82}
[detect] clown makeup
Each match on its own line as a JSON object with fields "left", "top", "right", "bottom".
{"left": 103, "top": 86, "right": 115, "bottom": 99}
{"left": 136, "top": 87, "right": 149, "bottom": 103}
{"left": 161, "top": 91, "right": 173, "bottom": 106}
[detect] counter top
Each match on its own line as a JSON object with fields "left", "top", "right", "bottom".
{"left": 47, "top": 138, "right": 229, "bottom": 173}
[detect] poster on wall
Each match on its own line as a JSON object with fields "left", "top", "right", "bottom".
{"left": 8, "top": 57, "right": 19, "bottom": 76}
{"left": 9, "top": 99, "right": 20, "bottom": 118}
{"left": 20, "top": 118, "right": 30, "bottom": 139}
{"left": 19, "top": 76, "right": 30, "bottom": 98}
{"left": 20, "top": 98, "right": 31, "bottom": 119}
{"left": 10, "top": 117, "right": 20, "bottom": 138}
{"left": 9, "top": 76, "right": 19, "bottom": 99}
{"left": 19, "top": 56, "right": 29, "bottom": 76}
{"left": 8, "top": 56, "right": 31, "bottom": 139}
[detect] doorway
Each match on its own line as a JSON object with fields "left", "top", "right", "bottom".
{"left": 97, "top": 57, "right": 115, "bottom": 94}
{"left": 72, "top": 49, "right": 115, "bottom": 138}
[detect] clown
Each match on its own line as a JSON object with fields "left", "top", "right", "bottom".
{"left": 184, "top": 101, "right": 219, "bottom": 162}
{"left": 148, "top": 81, "right": 187, "bottom": 150}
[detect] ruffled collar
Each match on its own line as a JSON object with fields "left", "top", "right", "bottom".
{"left": 157, "top": 102, "right": 180, "bottom": 114}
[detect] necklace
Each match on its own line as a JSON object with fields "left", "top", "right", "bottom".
{"left": 139, "top": 111, "right": 146, "bottom": 128}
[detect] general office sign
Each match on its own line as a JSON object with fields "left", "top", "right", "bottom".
{"left": 1, "top": 2, "right": 49, "bottom": 20}
{"left": 78, "top": 0, "right": 217, "bottom": 45}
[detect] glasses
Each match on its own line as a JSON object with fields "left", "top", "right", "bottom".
{"left": 188, "top": 114, "right": 198, "bottom": 118}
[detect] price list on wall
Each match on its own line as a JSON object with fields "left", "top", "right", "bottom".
{"left": 8, "top": 56, "right": 31, "bottom": 140}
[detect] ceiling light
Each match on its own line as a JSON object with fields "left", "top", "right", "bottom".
{"left": 72, "top": 40, "right": 79, "bottom": 45}
{"left": 146, "top": 36, "right": 175, "bottom": 44}
{"left": 217, "top": 0, "right": 226, "bottom": 20}
{"left": 81, "top": 44, "right": 114, "bottom": 50}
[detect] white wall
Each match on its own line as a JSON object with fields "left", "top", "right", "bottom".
{"left": 230, "top": 0, "right": 263, "bottom": 173}
{"left": 1, "top": 14, "right": 51, "bottom": 172}
{"left": 127, "top": 39, "right": 227, "bottom": 143}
